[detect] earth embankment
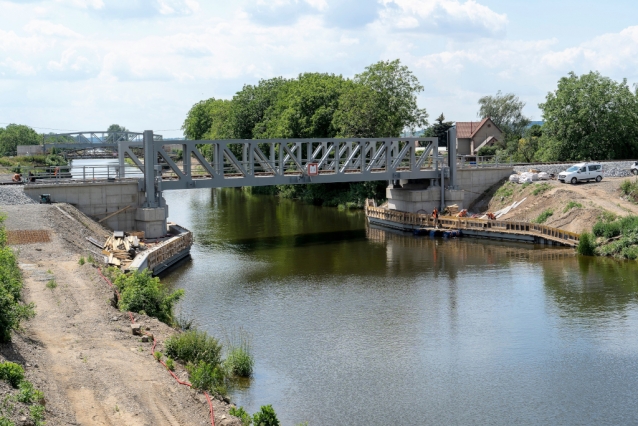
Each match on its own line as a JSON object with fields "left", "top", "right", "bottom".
{"left": 470, "top": 177, "right": 638, "bottom": 234}
{"left": 0, "top": 190, "right": 240, "bottom": 425}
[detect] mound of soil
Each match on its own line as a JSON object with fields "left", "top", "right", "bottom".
{"left": 469, "top": 178, "right": 638, "bottom": 234}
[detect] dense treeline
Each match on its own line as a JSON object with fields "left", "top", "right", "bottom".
{"left": 478, "top": 71, "right": 638, "bottom": 163}
{"left": 0, "top": 124, "right": 40, "bottom": 157}
{"left": 182, "top": 59, "right": 428, "bottom": 207}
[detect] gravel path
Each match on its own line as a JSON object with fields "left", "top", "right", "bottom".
{"left": 0, "top": 185, "right": 37, "bottom": 205}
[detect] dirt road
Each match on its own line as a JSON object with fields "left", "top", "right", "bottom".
{"left": 0, "top": 204, "right": 239, "bottom": 426}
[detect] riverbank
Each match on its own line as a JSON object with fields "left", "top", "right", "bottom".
{"left": 469, "top": 177, "right": 638, "bottom": 234}
{"left": 0, "top": 193, "right": 241, "bottom": 425}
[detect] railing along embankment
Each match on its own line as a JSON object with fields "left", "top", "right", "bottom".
{"left": 364, "top": 205, "right": 580, "bottom": 247}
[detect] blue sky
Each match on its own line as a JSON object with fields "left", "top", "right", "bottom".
{"left": 1, "top": 0, "right": 637, "bottom": 138}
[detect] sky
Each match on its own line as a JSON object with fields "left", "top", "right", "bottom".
{"left": 1, "top": 0, "right": 638, "bottom": 138}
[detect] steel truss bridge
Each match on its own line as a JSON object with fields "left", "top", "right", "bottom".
{"left": 43, "top": 130, "right": 459, "bottom": 209}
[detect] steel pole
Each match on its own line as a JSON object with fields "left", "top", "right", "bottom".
{"left": 144, "top": 130, "right": 157, "bottom": 207}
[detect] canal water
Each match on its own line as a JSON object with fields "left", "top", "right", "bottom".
{"left": 158, "top": 188, "right": 638, "bottom": 425}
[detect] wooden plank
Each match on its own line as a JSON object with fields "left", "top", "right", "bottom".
{"left": 98, "top": 205, "right": 132, "bottom": 224}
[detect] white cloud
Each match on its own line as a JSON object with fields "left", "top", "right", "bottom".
{"left": 24, "top": 20, "right": 82, "bottom": 38}
{"left": 378, "top": 0, "right": 508, "bottom": 38}
{"left": 55, "top": 0, "right": 104, "bottom": 9}
{"left": 1, "top": 58, "right": 37, "bottom": 77}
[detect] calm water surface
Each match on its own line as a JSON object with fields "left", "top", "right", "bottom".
{"left": 161, "top": 188, "right": 638, "bottom": 426}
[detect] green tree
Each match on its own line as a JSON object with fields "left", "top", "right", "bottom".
{"left": 354, "top": 59, "right": 428, "bottom": 136}
{"left": 256, "top": 73, "right": 347, "bottom": 139}
{"left": 106, "top": 124, "right": 131, "bottom": 143}
{"left": 477, "top": 91, "right": 530, "bottom": 137}
{"left": 229, "top": 77, "right": 289, "bottom": 139}
{"left": 423, "top": 113, "right": 453, "bottom": 147}
{"left": 333, "top": 83, "right": 385, "bottom": 138}
{"left": 539, "top": 71, "right": 638, "bottom": 161}
{"left": 0, "top": 124, "right": 40, "bottom": 156}
{"left": 182, "top": 98, "right": 232, "bottom": 140}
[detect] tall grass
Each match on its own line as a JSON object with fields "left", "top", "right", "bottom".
{"left": 620, "top": 178, "right": 638, "bottom": 202}
{"left": 164, "top": 329, "right": 223, "bottom": 367}
{"left": 224, "top": 328, "right": 254, "bottom": 378}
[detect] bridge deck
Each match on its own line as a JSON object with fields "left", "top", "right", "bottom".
{"left": 365, "top": 205, "right": 580, "bottom": 247}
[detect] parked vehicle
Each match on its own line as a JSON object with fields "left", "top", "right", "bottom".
{"left": 558, "top": 162, "right": 603, "bottom": 184}
{"left": 631, "top": 161, "right": 638, "bottom": 175}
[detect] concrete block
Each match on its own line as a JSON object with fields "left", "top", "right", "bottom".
{"left": 105, "top": 185, "right": 121, "bottom": 196}
{"left": 65, "top": 189, "right": 79, "bottom": 205}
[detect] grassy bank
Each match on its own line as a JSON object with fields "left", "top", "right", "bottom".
{"left": 102, "top": 267, "right": 255, "bottom": 398}
{"left": 0, "top": 154, "right": 67, "bottom": 173}
{"left": 579, "top": 213, "right": 638, "bottom": 259}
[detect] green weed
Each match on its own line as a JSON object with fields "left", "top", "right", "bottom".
{"left": 532, "top": 183, "right": 551, "bottom": 196}
{"left": 563, "top": 201, "right": 583, "bottom": 213}
{"left": 0, "top": 362, "right": 24, "bottom": 388}
{"left": 154, "top": 351, "right": 162, "bottom": 361}
{"left": 534, "top": 209, "right": 554, "bottom": 224}
{"left": 46, "top": 279, "right": 57, "bottom": 290}
{"left": 0, "top": 417, "right": 15, "bottom": 426}
{"left": 87, "top": 255, "right": 95, "bottom": 264}
{"left": 229, "top": 406, "right": 252, "bottom": 426}
{"left": 495, "top": 183, "right": 514, "bottom": 199}
{"left": 29, "top": 404, "right": 45, "bottom": 426}
{"left": 252, "top": 405, "right": 280, "bottom": 426}
{"left": 16, "top": 381, "right": 43, "bottom": 405}
{"left": 165, "top": 357, "right": 175, "bottom": 371}
{"left": 78, "top": 257, "right": 85, "bottom": 266}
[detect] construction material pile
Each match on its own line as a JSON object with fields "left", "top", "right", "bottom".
{"left": 480, "top": 198, "right": 527, "bottom": 220}
{"left": 445, "top": 204, "right": 459, "bottom": 216}
{"left": 102, "top": 231, "right": 145, "bottom": 270}
{"left": 509, "top": 170, "right": 551, "bottom": 184}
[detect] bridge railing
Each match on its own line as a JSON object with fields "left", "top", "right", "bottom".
{"left": 456, "top": 155, "right": 514, "bottom": 169}
{"left": 364, "top": 205, "right": 580, "bottom": 246}
{"left": 15, "top": 165, "right": 139, "bottom": 183}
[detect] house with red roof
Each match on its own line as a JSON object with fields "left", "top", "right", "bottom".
{"left": 455, "top": 117, "right": 502, "bottom": 155}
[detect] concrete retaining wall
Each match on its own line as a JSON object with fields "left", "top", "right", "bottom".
{"left": 456, "top": 167, "right": 514, "bottom": 207}
{"left": 386, "top": 187, "right": 465, "bottom": 213}
{"left": 24, "top": 181, "right": 145, "bottom": 231}
{"left": 17, "top": 145, "right": 45, "bottom": 156}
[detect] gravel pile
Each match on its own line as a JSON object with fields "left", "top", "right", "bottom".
{"left": 0, "top": 186, "right": 37, "bottom": 205}
{"left": 513, "top": 161, "right": 637, "bottom": 177}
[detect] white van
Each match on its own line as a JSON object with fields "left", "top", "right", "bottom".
{"left": 558, "top": 162, "right": 603, "bottom": 184}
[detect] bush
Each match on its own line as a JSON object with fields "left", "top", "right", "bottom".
{"left": 113, "top": 270, "right": 184, "bottom": 325}
{"left": 29, "top": 404, "right": 45, "bottom": 426}
{"left": 534, "top": 209, "right": 554, "bottom": 224}
{"left": 0, "top": 217, "right": 35, "bottom": 343}
{"left": 186, "top": 361, "right": 225, "bottom": 395}
{"left": 577, "top": 232, "right": 596, "bottom": 256}
{"left": 0, "top": 362, "right": 24, "bottom": 388}
{"left": 165, "top": 329, "right": 223, "bottom": 367}
{"left": 229, "top": 406, "right": 252, "bottom": 426}
{"left": 252, "top": 405, "right": 280, "bottom": 426}
{"left": 592, "top": 215, "right": 638, "bottom": 239}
